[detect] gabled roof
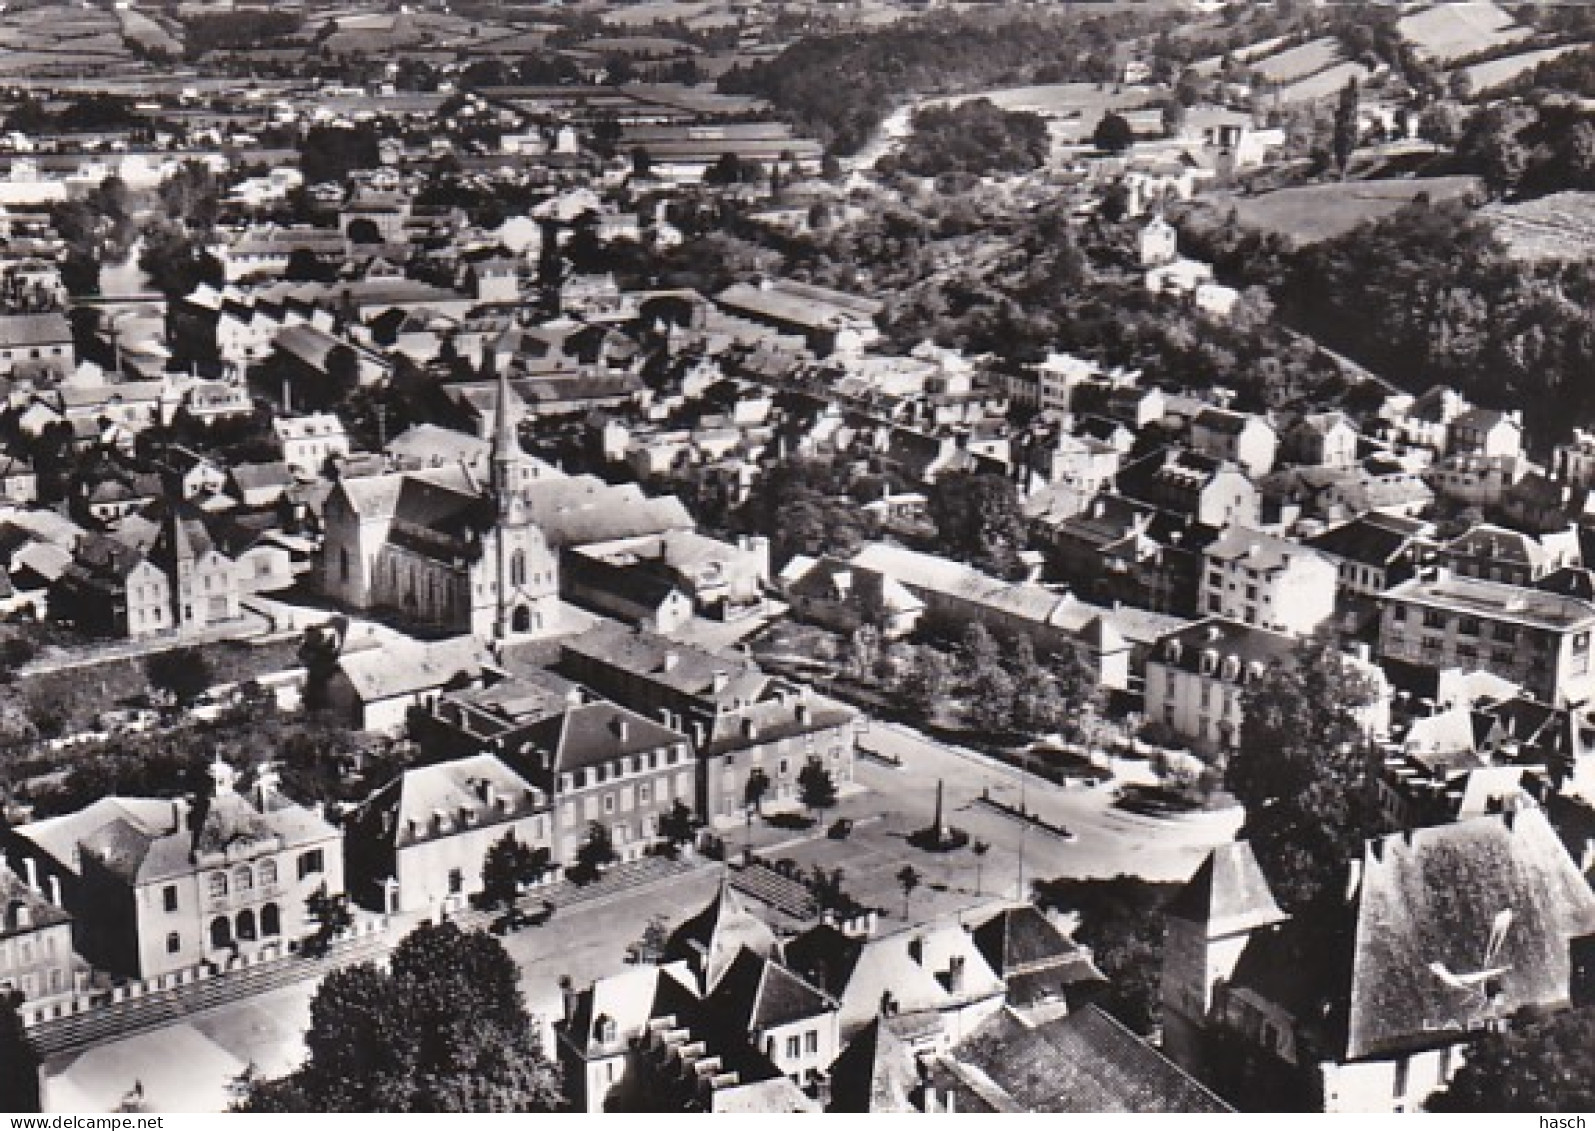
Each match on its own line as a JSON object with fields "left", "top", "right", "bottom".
{"left": 517, "top": 701, "right": 684, "bottom": 776}
{"left": 1344, "top": 809, "right": 1595, "bottom": 1061}
{"left": 827, "top": 1016, "right": 920, "bottom": 1113}
{"left": 935, "top": 1006, "right": 1233, "bottom": 1113}
{"left": 663, "top": 877, "right": 781, "bottom": 993}
{"left": 708, "top": 946, "right": 836, "bottom": 1033}
{"left": 1166, "top": 841, "right": 1289, "bottom": 938}
{"left": 970, "top": 904, "right": 1103, "bottom": 980}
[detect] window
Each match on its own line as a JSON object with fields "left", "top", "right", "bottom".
{"left": 1458, "top": 617, "right": 1480, "bottom": 637}
{"left": 1392, "top": 606, "right": 1407, "bottom": 623}
{"left": 1423, "top": 610, "right": 1447, "bottom": 629}
{"left": 639, "top": 783, "right": 651, "bottom": 804}
{"left": 603, "top": 794, "right": 616, "bottom": 815}
{"left": 510, "top": 549, "right": 526, "bottom": 587}
{"left": 259, "top": 859, "right": 277, "bottom": 887}
{"left": 786, "top": 1035, "right": 801, "bottom": 1060}
{"left": 163, "top": 885, "right": 178, "bottom": 913}
{"left": 448, "top": 868, "right": 463, "bottom": 895}
{"left": 297, "top": 849, "right": 325, "bottom": 880}
{"left": 235, "top": 865, "right": 253, "bottom": 892}
{"left": 209, "top": 872, "right": 228, "bottom": 899}
{"left": 1392, "top": 1055, "right": 1409, "bottom": 1099}
{"left": 805, "top": 1031, "right": 819, "bottom": 1055}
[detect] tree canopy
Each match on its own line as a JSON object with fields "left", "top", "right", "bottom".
{"left": 1426, "top": 1006, "right": 1595, "bottom": 1112}
{"left": 895, "top": 99, "right": 1050, "bottom": 178}
{"left": 235, "top": 921, "right": 563, "bottom": 1112}
{"left": 1228, "top": 635, "right": 1382, "bottom": 915}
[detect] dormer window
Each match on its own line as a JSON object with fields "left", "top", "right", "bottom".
{"left": 1200, "top": 650, "right": 1219, "bottom": 676}
{"left": 597, "top": 1014, "right": 618, "bottom": 1045}
{"left": 1165, "top": 641, "right": 1183, "bottom": 663}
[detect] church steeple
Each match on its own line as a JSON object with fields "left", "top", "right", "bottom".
{"left": 489, "top": 356, "right": 519, "bottom": 513}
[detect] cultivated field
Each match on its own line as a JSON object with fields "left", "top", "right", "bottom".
{"left": 929, "top": 82, "right": 1158, "bottom": 143}
{"left": 1190, "top": 35, "right": 1289, "bottom": 76}
{"left": 1483, "top": 191, "right": 1595, "bottom": 263}
{"left": 1192, "top": 175, "right": 1482, "bottom": 245}
{"left": 1251, "top": 36, "right": 1342, "bottom": 84}
{"left": 1397, "top": 0, "right": 1529, "bottom": 63}
{"left": 1456, "top": 43, "right": 1588, "bottom": 93}
{"left": 1277, "top": 60, "right": 1375, "bottom": 103}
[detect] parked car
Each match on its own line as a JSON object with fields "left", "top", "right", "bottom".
{"left": 828, "top": 818, "right": 854, "bottom": 840}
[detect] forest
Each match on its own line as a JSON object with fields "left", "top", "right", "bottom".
{"left": 716, "top": 9, "right": 1163, "bottom": 154}
{"left": 890, "top": 99, "right": 1052, "bottom": 178}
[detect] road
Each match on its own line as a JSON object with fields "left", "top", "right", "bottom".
{"left": 39, "top": 717, "right": 1238, "bottom": 1112}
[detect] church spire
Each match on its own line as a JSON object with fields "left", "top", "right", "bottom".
{"left": 490, "top": 357, "right": 518, "bottom": 509}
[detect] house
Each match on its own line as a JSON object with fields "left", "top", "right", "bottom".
{"left": 1281, "top": 412, "right": 1359, "bottom": 469}
{"left": 714, "top": 279, "right": 882, "bottom": 357}
{"left": 1308, "top": 513, "right": 1438, "bottom": 600}
{"left": 783, "top": 918, "right": 1007, "bottom": 1050}
{"left": 1436, "top": 523, "right": 1581, "bottom": 588}
{"left": 968, "top": 904, "right": 1107, "bottom": 1026}
{"left": 1138, "top": 215, "right": 1178, "bottom": 267}
{"left": 923, "top": 1005, "right": 1232, "bottom": 1113}
{"left": 50, "top": 533, "right": 172, "bottom": 640}
{"left": 558, "top": 960, "right": 704, "bottom": 1112}
{"left": 1199, "top": 527, "right": 1339, "bottom": 636}
{"left": 343, "top": 753, "right": 552, "bottom": 916}
{"left": 0, "top": 864, "right": 79, "bottom": 1004}
{"left": 564, "top": 531, "right": 770, "bottom": 628}
{"left": 1552, "top": 428, "right": 1595, "bottom": 489}
{"left": 1117, "top": 449, "right": 1261, "bottom": 529}
{"left": 497, "top": 701, "right": 694, "bottom": 866}
{"left": 1379, "top": 571, "right": 1595, "bottom": 706}
{"left": 1426, "top": 453, "right": 1530, "bottom": 509}
{"left": 1190, "top": 409, "right": 1277, "bottom": 478}
{"left": 1162, "top": 813, "right": 1595, "bottom": 1113}
{"left": 557, "top": 624, "right": 858, "bottom": 825}
{"left": 273, "top": 413, "right": 351, "bottom": 476}
{"left": 1447, "top": 407, "right": 1523, "bottom": 460}
{"left": 320, "top": 635, "right": 489, "bottom": 733}
{"left": 0, "top": 312, "right": 72, "bottom": 377}
{"left": 1145, "top": 618, "right": 1389, "bottom": 753}
{"left": 227, "top": 462, "right": 293, "bottom": 509}
{"left": 3, "top": 760, "right": 343, "bottom": 980}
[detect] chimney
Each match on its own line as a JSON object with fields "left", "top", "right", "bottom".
{"left": 22, "top": 856, "right": 38, "bottom": 892}
{"left": 479, "top": 779, "right": 497, "bottom": 807}
{"left": 712, "top": 669, "right": 729, "bottom": 694}
{"left": 47, "top": 875, "right": 62, "bottom": 907}
{"left": 663, "top": 651, "right": 680, "bottom": 672}
{"left": 172, "top": 797, "right": 189, "bottom": 834}
{"left": 1344, "top": 857, "right": 1363, "bottom": 902}
{"left": 614, "top": 715, "right": 630, "bottom": 743}
{"left": 254, "top": 764, "right": 281, "bottom": 810}
{"left": 908, "top": 936, "right": 924, "bottom": 965}
{"left": 795, "top": 702, "right": 811, "bottom": 727}
{"left": 947, "top": 954, "right": 965, "bottom": 993}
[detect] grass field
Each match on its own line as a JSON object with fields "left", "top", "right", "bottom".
{"left": 1456, "top": 43, "right": 1587, "bottom": 92}
{"left": 931, "top": 82, "right": 1156, "bottom": 143}
{"left": 1278, "top": 60, "right": 1374, "bottom": 102}
{"left": 1192, "top": 175, "right": 1482, "bottom": 245}
{"left": 1483, "top": 191, "right": 1595, "bottom": 263}
{"left": 1252, "top": 36, "right": 1341, "bottom": 84}
{"left": 1397, "top": 0, "right": 1529, "bottom": 63}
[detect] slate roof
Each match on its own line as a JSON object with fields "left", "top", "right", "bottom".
{"left": 970, "top": 904, "right": 1106, "bottom": 983}
{"left": 1307, "top": 513, "right": 1434, "bottom": 569}
{"left": 1343, "top": 809, "right": 1595, "bottom": 1061}
{"left": 663, "top": 878, "right": 781, "bottom": 993}
{"left": 1165, "top": 841, "right": 1288, "bottom": 937}
{"left": 827, "top": 1016, "right": 921, "bottom": 1113}
{"left": 335, "top": 636, "right": 486, "bottom": 703}
{"left": 0, "top": 865, "right": 70, "bottom": 938}
{"left": 708, "top": 945, "right": 836, "bottom": 1033}
{"left": 935, "top": 1006, "right": 1232, "bottom": 1113}
{"left": 354, "top": 753, "right": 545, "bottom": 851}
{"left": 515, "top": 701, "right": 685, "bottom": 776}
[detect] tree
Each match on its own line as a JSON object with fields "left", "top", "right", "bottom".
{"left": 1332, "top": 77, "right": 1360, "bottom": 175}
{"left": 1092, "top": 112, "right": 1135, "bottom": 154}
{"left": 744, "top": 767, "right": 771, "bottom": 817}
{"left": 1033, "top": 875, "right": 1178, "bottom": 1035}
{"left": 0, "top": 991, "right": 41, "bottom": 1113}
{"left": 1426, "top": 1006, "right": 1595, "bottom": 1112}
{"left": 304, "top": 884, "right": 352, "bottom": 957}
{"left": 235, "top": 921, "right": 563, "bottom": 1112}
{"left": 658, "top": 799, "right": 698, "bottom": 852}
{"left": 285, "top": 248, "right": 337, "bottom": 283}
{"left": 896, "top": 864, "right": 922, "bottom": 920}
{"left": 575, "top": 821, "right": 618, "bottom": 878}
{"left": 346, "top": 218, "right": 383, "bottom": 246}
{"left": 797, "top": 757, "right": 838, "bottom": 820}
{"left": 481, "top": 831, "right": 541, "bottom": 910}
{"left": 1160, "top": 99, "right": 1187, "bottom": 137}
{"left": 900, "top": 647, "right": 955, "bottom": 717}
{"left": 1417, "top": 101, "right": 1463, "bottom": 147}
{"left": 966, "top": 662, "right": 1017, "bottom": 735}
{"left": 146, "top": 646, "right": 214, "bottom": 708}
{"left": 927, "top": 471, "right": 1027, "bottom": 575}
{"left": 1227, "top": 636, "right": 1382, "bottom": 915}
{"left": 971, "top": 839, "right": 990, "bottom": 895}
{"left": 630, "top": 146, "right": 653, "bottom": 180}
{"left": 625, "top": 915, "right": 670, "bottom": 965}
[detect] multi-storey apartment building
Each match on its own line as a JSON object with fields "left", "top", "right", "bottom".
{"left": 1378, "top": 571, "right": 1595, "bottom": 706}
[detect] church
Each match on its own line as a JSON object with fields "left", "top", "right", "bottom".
{"left": 319, "top": 367, "right": 562, "bottom": 642}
